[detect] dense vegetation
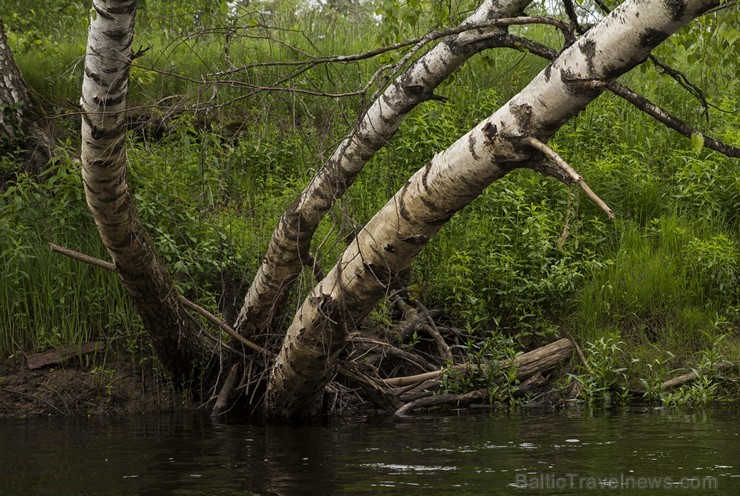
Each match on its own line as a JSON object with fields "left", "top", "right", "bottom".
{"left": 1, "top": 0, "right": 737, "bottom": 406}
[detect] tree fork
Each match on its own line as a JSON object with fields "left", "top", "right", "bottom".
{"left": 233, "top": 0, "right": 536, "bottom": 339}
{"left": 264, "top": 0, "right": 723, "bottom": 420}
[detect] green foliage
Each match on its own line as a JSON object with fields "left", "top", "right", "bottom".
{"left": 0, "top": 154, "right": 141, "bottom": 353}
{"left": 439, "top": 332, "right": 525, "bottom": 406}
{"left": 0, "top": 0, "right": 736, "bottom": 398}
{"left": 568, "top": 334, "right": 631, "bottom": 407}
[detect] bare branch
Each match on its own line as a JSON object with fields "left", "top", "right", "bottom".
{"left": 499, "top": 38, "right": 739, "bottom": 158}
{"left": 523, "top": 137, "right": 615, "bottom": 220}
{"left": 605, "top": 81, "right": 740, "bottom": 158}
{"left": 48, "top": 243, "right": 273, "bottom": 358}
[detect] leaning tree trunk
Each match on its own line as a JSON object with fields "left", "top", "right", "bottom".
{"left": 264, "top": 0, "right": 720, "bottom": 419}
{"left": 80, "top": 0, "right": 204, "bottom": 386}
{"left": 234, "top": 0, "right": 534, "bottom": 339}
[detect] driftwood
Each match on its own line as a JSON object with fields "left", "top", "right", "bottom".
{"left": 660, "top": 361, "right": 735, "bottom": 390}
{"left": 26, "top": 341, "right": 104, "bottom": 370}
{"left": 212, "top": 362, "right": 240, "bottom": 417}
{"left": 390, "top": 339, "right": 574, "bottom": 415}
{"left": 384, "top": 338, "right": 573, "bottom": 387}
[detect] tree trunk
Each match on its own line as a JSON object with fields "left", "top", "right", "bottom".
{"left": 0, "top": 21, "right": 29, "bottom": 150}
{"left": 234, "top": 0, "right": 534, "bottom": 339}
{"left": 80, "top": 0, "right": 204, "bottom": 387}
{"left": 264, "top": 0, "right": 720, "bottom": 419}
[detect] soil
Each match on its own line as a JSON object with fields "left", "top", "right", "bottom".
{"left": 0, "top": 349, "right": 194, "bottom": 419}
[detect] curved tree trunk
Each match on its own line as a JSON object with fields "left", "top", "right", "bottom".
{"left": 234, "top": 0, "right": 534, "bottom": 339}
{"left": 264, "top": 0, "right": 720, "bottom": 419}
{"left": 80, "top": 0, "right": 204, "bottom": 386}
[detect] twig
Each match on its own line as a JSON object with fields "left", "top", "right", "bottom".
{"left": 523, "top": 137, "right": 614, "bottom": 220}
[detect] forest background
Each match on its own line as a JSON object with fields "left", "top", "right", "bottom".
{"left": 0, "top": 0, "right": 737, "bottom": 407}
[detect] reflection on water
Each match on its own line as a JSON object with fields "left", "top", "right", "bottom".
{"left": 0, "top": 406, "right": 737, "bottom": 495}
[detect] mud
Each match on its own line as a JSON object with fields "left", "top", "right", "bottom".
{"left": 0, "top": 350, "right": 193, "bottom": 419}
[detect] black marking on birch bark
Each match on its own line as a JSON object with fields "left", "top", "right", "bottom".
{"left": 468, "top": 134, "right": 480, "bottom": 160}
{"left": 109, "top": 73, "right": 130, "bottom": 95}
{"left": 397, "top": 181, "right": 413, "bottom": 223}
{"left": 102, "top": 28, "right": 134, "bottom": 44}
{"left": 509, "top": 102, "right": 533, "bottom": 130}
{"left": 402, "top": 84, "right": 425, "bottom": 97}
{"left": 398, "top": 234, "right": 429, "bottom": 246}
{"left": 640, "top": 28, "right": 670, "bottom": 48}
{"left": 544, "top": 65, "right": 552, "bottom": 83}
{"left": 421, "top": 160, "right": 433, "bottom": 190}
{"left": 84, "top": 68, "right": 106, "bottom": 86}
{"left": 93, "top": 93, "right": 126, "bottom": 107}
{"left": 426, "top": 212, "right": 453, "bottom": 227}
{"left": 92, "top": 3, "right": 115, "bottom": 20}
{"left": 384, "top": 243, "right": 395, "bottom": 253}
{"left": 663, "top": 0, "right": 686, "bottom": 20}
{"left": 579, "top": 39, "right": 597, "bottom": 75}
{"left": 419, "top": 194, "right": 442, "bottom": 213}
{"left": 483, "top": 122, "right": 497, "bottom": 141}
{"left": 104, "top": 1, "right": 138, "bottom": 15}
{"left": 88, "top": 122, "right": 124, "bottom": 140}
{"left": 362, "top": 262, "right": 391, "bottom": 285}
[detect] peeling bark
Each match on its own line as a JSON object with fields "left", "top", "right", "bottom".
{"left": 234, "top": 0, "right": 535, "bottom": 339}
{"left": 80, "top": 0, "right": 204, "bottom": 386}
{"left": 265, "top": 0, "right": 720, "bottom": 419}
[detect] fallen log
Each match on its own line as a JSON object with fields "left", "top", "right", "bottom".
{"left": 384, "top": 338, "right": 573, "bottom": 387}
{"left": 660, "top": 361, "right": 735, "bottom": 390}
{"left": 26, "top": 341, "right": 104, "bottom": 370}
{"left": 390, "top": 339, "right": 573, "bottom": 415}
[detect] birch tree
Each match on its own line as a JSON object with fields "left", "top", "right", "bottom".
{"left": 263, "top": 0, "right": 726, "bottom": 418}
{"left": 0, "top": 21, "right": 53, "bottom": 174}
{"left": 80, "top": 0, "right": 205, "bottom": 385}
{"left": 0, "top": 21, "right": 27, "bottom": 150}
{"left": 75, "top": 0, "right": 736, "bottom": 417}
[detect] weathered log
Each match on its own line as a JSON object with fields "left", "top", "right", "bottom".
{"left": 384, "top": 338, "right": 573, "bottom": 387}
{"left": 26, "top": 341, "right": 104, "bottom": 370}
{"left": 660, "top": 361, "right": 735, "bottom": 389}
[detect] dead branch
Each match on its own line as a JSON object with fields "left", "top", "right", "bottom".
{"left": 494, "top": 37, "right": 739, "bottom": 158}
{"left": 660, "top": 361, "right": 735, "bottom": 389}
{"left": 396, "top": 388, "right": 489, "bottom": 416}
{"left": 605, "top": 81, "right": 740, "bottom": 158}
{"left": 347, "top": 335, "right": 438, "bottom": 372}
{"left": 212, "top": 362, "right": 240, "bottom": 417}
{"left": 523, "top": 137, "right": 615, "bottom": 220}
{"left": 384, "top": 338, "right": 574, "bottom": 388}
{"left": 212, "top": 16, "right": 575, "bottom": 78}
{"left": 48, "top": 243, "right": 272, "bottom": 358}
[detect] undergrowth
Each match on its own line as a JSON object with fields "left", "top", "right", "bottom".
{"left": 0, "top": 1, "right": 736, "bottom": 404}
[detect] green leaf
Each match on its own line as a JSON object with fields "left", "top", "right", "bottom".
{"left": 691, "top": 133, "right": 705, "bottom": 153}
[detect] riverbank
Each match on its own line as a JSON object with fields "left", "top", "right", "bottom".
{"left": 0, "top": 348, "right": 192, "bottom": 418}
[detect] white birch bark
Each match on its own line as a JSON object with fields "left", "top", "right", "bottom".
{"left": 234, "top": 0, "right": 534, "bottom": 338}
{"left": 0, "top": 21, "right": 28, "bottom": 148}
{"left": 81, "top": 0, "right": 203, "bottom": 384}
{"left": 265, "top": 0, "right": 720, "bottom": 418}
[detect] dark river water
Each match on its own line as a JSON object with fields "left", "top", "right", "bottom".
{"left": 0, "top": 406, "right": 737, "bottom": 495}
